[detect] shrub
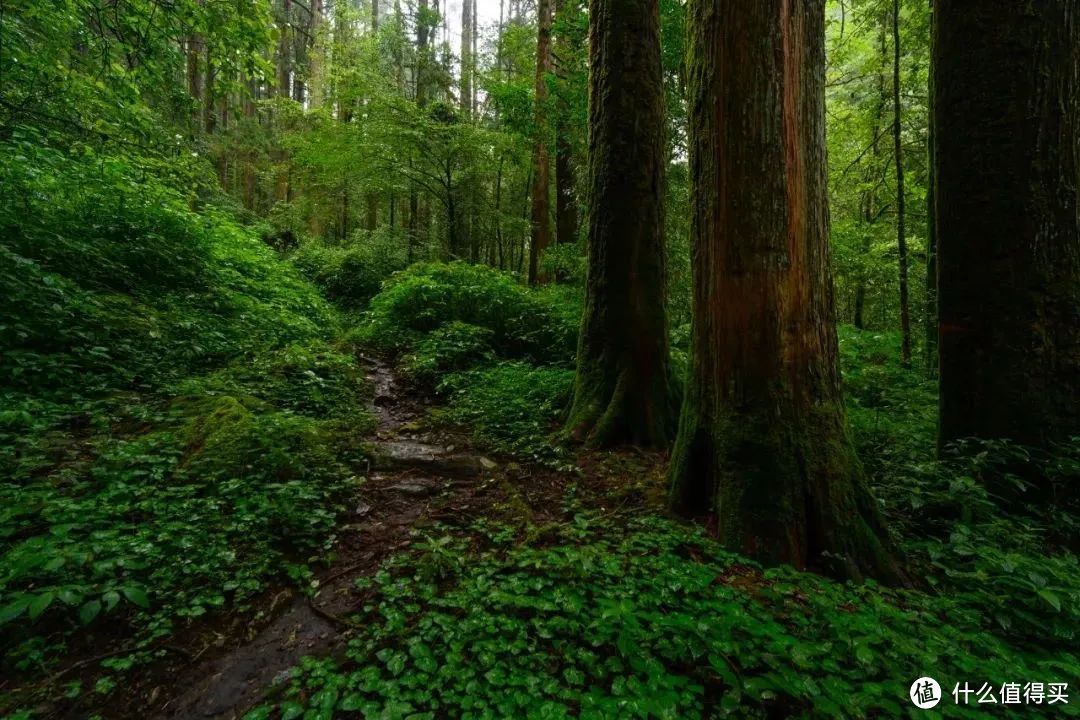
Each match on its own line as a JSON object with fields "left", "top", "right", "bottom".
{"left": 0, "top": 144, "right": 335, "bottom": 402}
{"left": 436, "top": 362, "right": 574, "bottom": 462}
{"left": 291, "top": 227, "right": 411, "bottom": 310}
{"left": 0, "top": 140, "right": 366, "bottom": 679}
{"left": 357, "top": 262, "right": 577, "bottom": 367}
{"left": 401, "top": 322, "right": 496, "bottom": 386}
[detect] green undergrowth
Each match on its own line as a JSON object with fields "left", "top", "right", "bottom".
{"left": 434, "top": 363, "right": 575, "bottom": 463}
{"left": 245, "top": 512, "right": 1080, "bottom": 720}
{"left": 291, "top": 228, "right": 413, "bottom": 310}
{"left": 354, "top": 263, "right": 579, "bottom": 461}
{"left": 837, "top": 328, "right": 1080, "bottom": 650}
{"left": 838, "top": 326, "right": 938, "bottom": 479}
{"left": 0, "top": 139, "right": 372, "bottom": 697}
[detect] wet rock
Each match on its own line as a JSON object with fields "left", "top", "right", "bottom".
{"left": 368, "top": 441, "right": 487, "bottom": 478}
{"left": 386, "top": 478, "right": 441, "bottom": 496}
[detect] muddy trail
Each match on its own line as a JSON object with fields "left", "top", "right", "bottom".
{"left": 136, "top": 355, "right": 516, "bottom": 720}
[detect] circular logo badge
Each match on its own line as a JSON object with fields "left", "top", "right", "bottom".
{"left": 910, "top": 677, "right": 942, "bottom": 709}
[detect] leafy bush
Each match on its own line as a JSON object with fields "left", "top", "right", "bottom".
{"left": 0, "top": 142, "right": 334, "bottom": 403}
{"left": 0, "top": 389, "right": 363, "bottom": 672}
{"left": 168, "top": 342, "right": 371, "bottom": 420}
{"left": 357, "top": 262, "right": 577, "bottom": 367}
{"left": 247, "top": 514, "right": 1078, "bottom": 719}
{"left": 401, "top": 322, "right": 496, "bottom": 386}
{"left": 435, "top": 362, "right": 574, "bottom": 462}
{"left": 291, "top": 227, "right": 412, "bottom": 309}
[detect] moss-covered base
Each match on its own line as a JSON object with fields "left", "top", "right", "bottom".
{"left": 564, "top": 360, "right": 680, "bottom": 449}
{"left": 668, "top": 397, "right": 907, "bottom": 586}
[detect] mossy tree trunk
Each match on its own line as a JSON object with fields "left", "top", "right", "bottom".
{"left": 563, "top": 0, "right": 677, "bottom": 448}
{"left": 934, "top": 0, "right": 1080, "bottom": 451}
{"left": 668, "top": 0, "right": 904, "bottom": 584}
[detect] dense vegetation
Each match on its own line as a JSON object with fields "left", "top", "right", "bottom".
{"left": 2, "top": 0, "right": 1078, "bottom": 718}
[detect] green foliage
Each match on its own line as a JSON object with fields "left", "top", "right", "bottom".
{"left": 357, "top": 263, "right": 579, "bottom": 462}
{"left": 838, "top": 326, "right": 938, "bottom": 476}
{"left": 837, "top": 326, "right": 1080, "bottom": 653}
{"left": 0, "top": 139, "right": 333, "bottom": 405}
{"left": 401, "top": 322, "right": 496, "bottom": 386}
{"left": 436, "top": 363, "right": 574, "bottom": 462}
{"left": 357, "top": 262, "right": 577, "bottom": 367}
{"left": 0, "top": 137, "right": 368, "bottom": 682}
{"left": 291, "top": 228, "right": 413, "bottom": 310}
{"left": 248, "top": 514, "right": 1078, "bottom": 719}
{"left": 0, "top": 386, "right": 363, "bottom": 671}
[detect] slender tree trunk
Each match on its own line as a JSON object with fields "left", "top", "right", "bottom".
{"left": 528, "top": 0, "right": 554, "bottom": 284}
{"left": 564, "top": 0, "right": 676, "bottom": 447}
{"left": 892, "top": 0, "right": 912, "bottom": 366}
{"left": 186, "top": 33, "right": 204, "bottom": 132}
{"left": 366, "top": 194, "right": 378, "bottom": 231}
{"left": 472, "top": 0, "right": 478, "bottom": 116}
{"left": 408, "top": 191, "right": 418, "bottom": 263}
{"left": 495, "top": 158, "right": 505, "bottom": 269}
{"left": 924, "top": 0, "right": 937, "bottom": 376}
{"left": 668, "top": 0, "right": 904, "bottom": 584}
{"left": 854, "top": 25, "right": 888, "bottom": 331}
{"left": 277, "top": 0, "right": 293, "bottom": 96}
{"left": 460, "top": 0, "right": 473, "bottom": 117}
{"left": 554, "top": 0, "right": 578, "bottom": 246}
{"left": 934, "top": 0, "right": 1080, "bottom": 451}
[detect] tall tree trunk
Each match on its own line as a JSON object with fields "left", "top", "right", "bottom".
{"left": 924, "top": 0, "right": 937, "bottom": 376}
{"left": 495, "top": 157, "right": 505, "bottom": 269}
{"left": 934, "top": 0, "right": 1080, "bottom": 450}
{"left": 460, "top": 0, "right": 472, "bottom": 117}
{"left": 277, "top": 0, "right": 293, "bottom": 96}
{"left": 854, "top": 25, "right": 888, "bottom": 331}
{"left": 668, "top": 0, "right": 904, "bottom": 584}
{"left": 203, "top": 45, "right": 215, "bottom": 133}
{"left": 554, "top": 0, "right": 578, "bottom": 246}
{"left": 565, "top": 0, "right": 676, "bottom": 447}
{"left": 892, "top": 0, "right": 912, "bottom": 366}
{"left": 186, "top": 34, "right": 204, "bottom": 132}
{"left": 366, "top": 194, "right": 378, "bottom": 231}
{"left": 528, "top": 0, "right": 554, "bottom": 284}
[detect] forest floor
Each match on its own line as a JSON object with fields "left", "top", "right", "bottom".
{"left": 91, "top": 352, "right": 664, "bottom": 720}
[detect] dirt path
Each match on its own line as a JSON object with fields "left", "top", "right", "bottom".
{"left": 151, "top": 355, "right": 503, "bottom": 720}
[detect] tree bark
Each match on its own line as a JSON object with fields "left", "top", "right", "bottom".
{"left": 668, "top": 0, "right": 904, "bottom": 584}
{"left": 892, "top": 0, "right": 912, "bottom": 366}
{"left": 934, "top": 0, "right": 1080, "bottom": 450}
{"left": 554, "top": 0, "right": 579, "bottom": 246}
{"left": 460, "top": 0, "right": 472, "bottom": 117}
{"left": 564, "top": 0, "right": 676, "bottom": 447}
{"left": 528, "top": 0, "right": 554, "bottom": 284}
{"left": 924, "top": 0, "right": 937, "bottom": 376}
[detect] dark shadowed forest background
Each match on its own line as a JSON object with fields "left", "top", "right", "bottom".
{"left": 1, "top": 0, "right": 1079, "bottom": 717}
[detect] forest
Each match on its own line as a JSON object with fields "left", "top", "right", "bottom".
{"left": 1, "top": 0, "right": 1078, "bottom": 717}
